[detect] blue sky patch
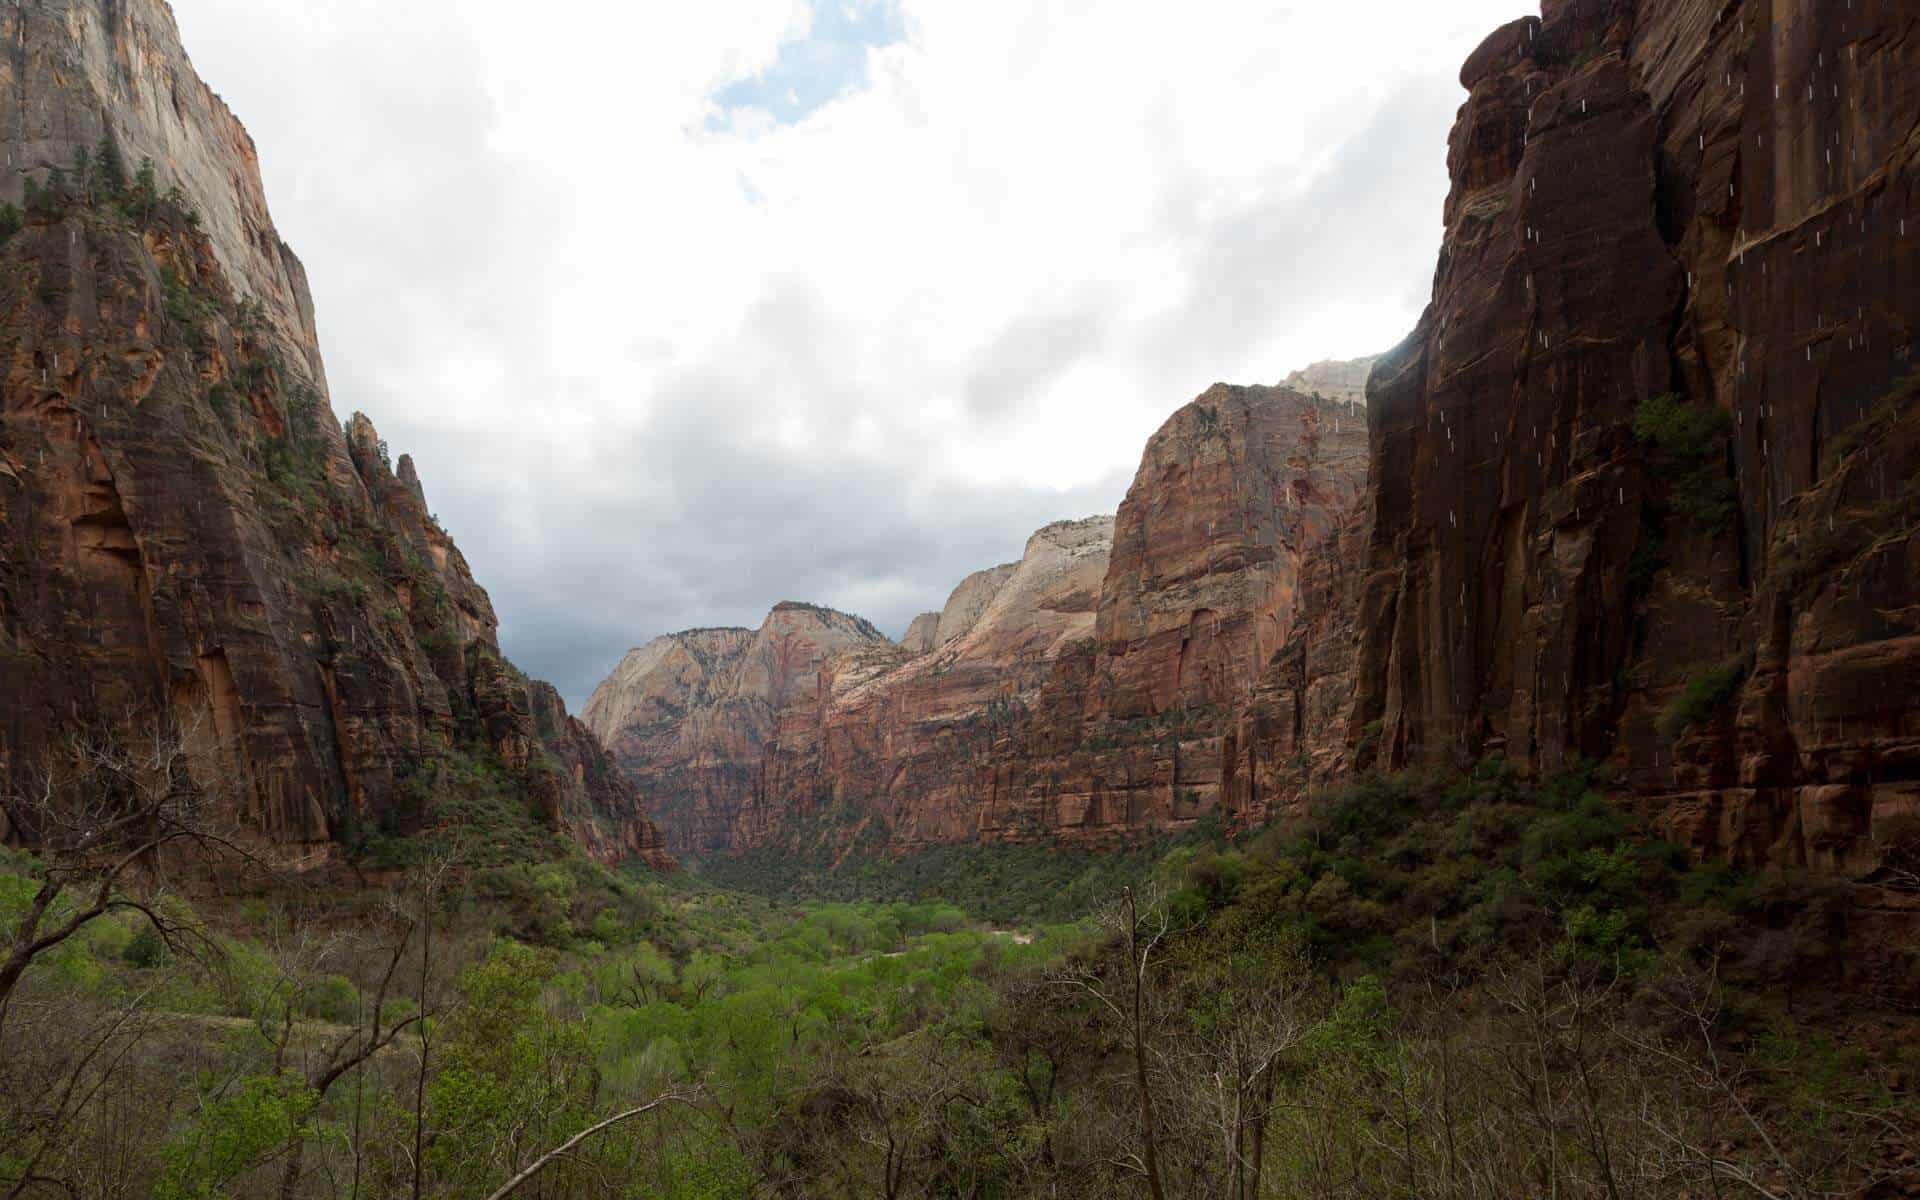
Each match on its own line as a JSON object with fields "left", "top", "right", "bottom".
{"left": 711, "top": 0, "right": 906, "bottom": 128}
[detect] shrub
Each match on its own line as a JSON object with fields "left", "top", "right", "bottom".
{"left": 1635, "top": 392, "right": 1738, "bottom": 533}
{"left": 1660, "top": 658, "right": 1748, "bottom": 739}
{"left": 299, "top": 973, "right": 362, "bottom": 1024}
{"left": 123, "top": 922, "right": 173, "bottom": 969}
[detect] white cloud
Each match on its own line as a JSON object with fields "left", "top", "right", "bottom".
{"left": 168, "top": 0, "right": 1525, "bottom": 705}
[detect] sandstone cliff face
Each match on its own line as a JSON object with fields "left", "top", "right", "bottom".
{"left": 740, "top": 515, "right": 1116, "bottom": 851}
{"left": 1282, "top": 357, "right": 1378, "bottom": 409}
{"left": 1351, "top": 0, "right": 1919, "bottom": 878}
{"left": 583, "top": 607, "right": 894, "bottom": 855}
{"left": 0, "top": 0, "right": 665, "bottom": 867}
{"left": 528, "top": 681, "right": 674, "bottom": 870}
{"left": 590, "top": 381, "right": 1371, "bottom": 855}
{"left": 1, "top": 0, "right": 327, "bottom": 400}
{"left": 900, "top": 612, "right": 941, "bottom": 655}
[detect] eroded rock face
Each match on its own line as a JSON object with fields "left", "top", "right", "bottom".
{"left": 743, "top": 515, "right": 1117, "bottom": 851}
{"left": 529, "top": 681, "right": 675, "bottom": 870}
{"left": 0, "top": 0, "right": 665, "bottom": 868}
{"left": 1282, "top": 357, "right": 1379, "bottom": 410}
{"left": 591, "top": 380, "right": 1372, "bottom": 855}
{"left": 0, "top": 0, "right": 328, "bottom": 400}
{"left": 1351, "top": 0, "right": 1920, "bottom": 878}
{"left": 583, "top": 608, "right": 895, "bottom": 855}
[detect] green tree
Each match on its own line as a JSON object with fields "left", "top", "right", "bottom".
{"left": 130, "top": 157, "right": 161, "bottom": 220}
{"left": 92, "top": 134, "right": 127, "bottom": 199}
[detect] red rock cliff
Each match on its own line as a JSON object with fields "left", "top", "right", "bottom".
{"left": 589, "top": 383, "right": 1371, "bottom": 855}
{"left": 584, "top": 608, "right": 893, "bottom": 855}
{"left": 1351, "top": 0, "right": 1919, "bottom": 877}
{"left": 0, "top": 0, "right": 666, "bottom": 867}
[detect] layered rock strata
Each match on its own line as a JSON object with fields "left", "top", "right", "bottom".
{"left": 588, "top": 383, "right": 1370, "bottom": 854}
{"left": 584, "top": 608, "right": 893, "bottom": 855}
{"left": 0, "top": 0, "right": 666, "bottom": 867}
{"left": 1351, "top": 0, "right": 1920, "bottom": 878}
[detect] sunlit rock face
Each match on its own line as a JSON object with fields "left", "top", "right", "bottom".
{"left": 584, "top": 609, "right": 896, "bottom": 855}
{"left": 1350, "top": 0, "right": 1920, "bottom": 887}
{"left": 590, "top": 379, "right": 1371, "bottom": 855}
{"left": 0, "top": 0, "right": 667, "bottom": 867}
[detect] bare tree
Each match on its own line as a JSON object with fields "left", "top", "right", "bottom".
{"left": 250, "top": 904, "right": 430, "bottom": 1200}
{"left": 405, "top": 848, "right": 462, "bottom": 1200}
{"left": 1171, "top": 952, "right": 1311, "bottom": 1200}
{"left": 1616, "top": 963, "right": 1915, "bottom": 1200}
{"left": 480, "top": 1090, "right": 697, "bottom": 1200}
{"left": 0, "top": 719, "right": 249, "bottom": 1038}
{"left": 1057, "top": 885, "right": 1173, "bottom": 1200}
{"left": 0, "top": 990, "right": 163, "bottom": 1200}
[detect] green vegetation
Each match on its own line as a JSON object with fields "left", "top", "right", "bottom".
{"left": 3, "top": 742, "right": 1913, "bottom": 1197}
{"left": 708, "top": 834, "right": 1174, "bottom": 925}
{"left": 1634, "top": 391, "right": 1738, "bottom": 534}
{"left": 15, "top": 138, "right": 199, "bottom": 234}
{"left": 1659, "top": 657, "right": 1748, "bottom": 739}
{"left": 1823, "top": 372, "right": 1918, "bottom": 470}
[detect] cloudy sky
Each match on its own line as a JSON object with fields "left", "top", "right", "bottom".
{"left": 170, "top": 0, "right": 1523, "bottom": 709}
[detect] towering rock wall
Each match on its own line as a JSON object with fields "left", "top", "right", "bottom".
{"left": 1352, "top": 0, "right": 1919, "bottom": 873}
{"left": 1, "top": 0, "right": 327, "bottom": 403}
{"left": 743, "top": 515, "right": 1115, "bottom": 851}
{"left": 589, "top": 382, "right": 1371, "bottom": 855}
{"left": 584, "top": 608, "right": 895, "bottom": 855}
{"left": 0, "top": 0, "right": 666, "bottom": 867}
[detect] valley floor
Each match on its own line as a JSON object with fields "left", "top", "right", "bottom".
{"left": 4, "top": 762, "right": 1918, "bottom": 1198}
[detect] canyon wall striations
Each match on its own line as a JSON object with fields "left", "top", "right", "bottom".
{"left": 595, "top": 0, "right": 1917, "bottom": 897}
{"left": 588, "top": 384, "right": 1372, "bottom": 857}
{"left": 1353, "top": 0, "right": 1919, "bottom": 886}
{"left": 0, "top": 0, "right": 668, "bottom": 868}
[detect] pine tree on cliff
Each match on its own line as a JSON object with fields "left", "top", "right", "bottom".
{"left": 92, "top": 134, "right": 127, "bottom": 199}
{"left": 69, "top": 145, "right": 91, "bottom": 205}
{"left": 32, "top": 167, "right": 69, "bottom": 218}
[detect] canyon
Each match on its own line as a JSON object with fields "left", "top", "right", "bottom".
{"left": 0, "top": 0, "right": 1913, "bottom": 902}
{"left": 591, "top": 0, "right": 1919, "bottom": 899}
{"left": 0, "top": 0, "right": 668, "bottom": 868}
{"left": 587, "top": 382, "right": 1372, "bottom": 857}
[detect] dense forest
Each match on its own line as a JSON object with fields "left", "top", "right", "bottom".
{"left": 4, "top": 724, "right": 1915, "bottom": 1199}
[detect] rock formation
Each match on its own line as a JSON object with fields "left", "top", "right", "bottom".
{"left": 588, "top": 382, "right": 1371, "bottom": 855}
{"left": 584, "top": 608, "right": 894, "bottom": 854}
{"left": 1282, "top": 356, "right": 1378, "bottom": 409}
{"left": 1349, "top": 0, "right": 1919, "bottom": 878}
{"left": 0, "top": 0, "right": 666, "bottom": 867}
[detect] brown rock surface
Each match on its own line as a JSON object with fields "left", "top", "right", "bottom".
{"left": 590, "top": 381, "right": 1371, "bottom": 855}
{"left": 0, "top": 0, "right": 666, "bottom": 867}
{"left": 1350, "top": 0, "right": 1920, "bottom": 875}
{"left": 1281, "top": 356, "right": 1379, "bottom": 409}
{"left": 583, "top": 609, "right": 893, "bottom": 855}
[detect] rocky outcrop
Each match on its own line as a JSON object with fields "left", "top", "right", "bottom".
{"left": 584, "top": 608, "right": 894, "bottom": 854}
{"left": 0, "top": 0, "right": 665, "bottom": 868}
{"left": 900, "top": 613, "right": 941, "bottom": 655}
{"left": 0, "top": 0, "right": 328, "bottom": 407}
{"left": 1282, "top": 356, "right": 1378, "bottom": 409}
{"left": 740, "top": 515, "right": 1116, "bottom": 851}
{"left": 591, "top": 380, "right": 1372, "bottom": 855}
{"left": 1350, "top": 0, "right": 1920, "bottom": 877}
{"left": 528, "top": 682, "right": 674, "bottom": 870}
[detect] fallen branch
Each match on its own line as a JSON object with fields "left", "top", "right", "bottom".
{"left": 482, "top": 1092, "right": 695, "bottom": 1200}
